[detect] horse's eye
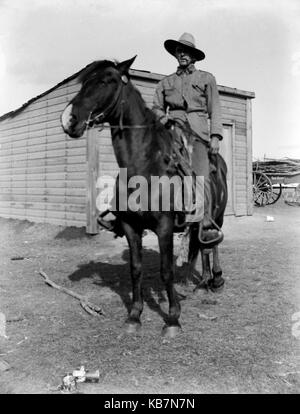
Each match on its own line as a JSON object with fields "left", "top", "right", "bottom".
{"left": 92, "top": 79, "right": 105, "bottom": 87}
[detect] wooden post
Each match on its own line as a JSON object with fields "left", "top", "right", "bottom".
{"left": 86, "top": 128, "right": 99, "bottom": 234}
{"left": 246, "top": 98, "right": 253, "bottom": 215}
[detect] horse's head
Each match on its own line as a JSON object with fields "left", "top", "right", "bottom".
{"left": 61, "top": 56, "right": 136, "bottom": 138}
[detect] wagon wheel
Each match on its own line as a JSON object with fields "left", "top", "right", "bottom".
{"left": 252, "top": 172, "right": 273, "bottom": 207}
{"left": 267, "top": 184, "right": 282, "bottom": 205}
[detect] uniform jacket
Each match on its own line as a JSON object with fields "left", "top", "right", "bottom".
{"left": 153, "top": 64, "right": 223, "bottom": 142}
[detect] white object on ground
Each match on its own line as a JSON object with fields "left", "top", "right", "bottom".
{"left": 0, "top": 312, "right": 8, "bottom": 339}
{"left": 266, "top": 216, "right": 275, "bottom": 222}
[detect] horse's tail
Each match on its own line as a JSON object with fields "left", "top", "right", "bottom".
{"left": 209, "top": 153, "right": 228, "bottom": 228}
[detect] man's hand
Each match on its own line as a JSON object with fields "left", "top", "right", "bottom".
{"left": 209, "top": 136, "right": 220, "bottom": 154}
{"left": 165, "top": 118, "right": 176, "bottom": 130}
{"left": 160, "top": 115, "right": 176, "bottom": 130}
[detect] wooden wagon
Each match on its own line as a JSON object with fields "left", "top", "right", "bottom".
{"left": 252, "top": 158, "right": 300, "bottom": 206}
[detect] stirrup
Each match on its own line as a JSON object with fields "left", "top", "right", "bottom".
{"left": 174, "top": 214, "right": 187, "bottom": 229}
{"left": 97, "top": 209, "right": 116, "bottom": 231}
{"left": 198, "top": 218, "right": 224, "bottom": 248}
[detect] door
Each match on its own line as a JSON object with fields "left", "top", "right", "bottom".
{"left": 219, "top": 124, "right": 234, "bottom": 215}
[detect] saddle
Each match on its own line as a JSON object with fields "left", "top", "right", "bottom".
{"left": 163, "top": 125, "right": 201, "bottom": 223}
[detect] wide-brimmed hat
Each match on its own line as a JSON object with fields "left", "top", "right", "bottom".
{"left": 164, "top": 32, "right": 205, "bottom": 61}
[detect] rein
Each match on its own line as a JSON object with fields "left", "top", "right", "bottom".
{"left": 95, "top": 122, "right": 156, "bottom": 132}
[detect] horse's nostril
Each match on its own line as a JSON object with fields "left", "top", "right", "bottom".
{"left": 67, "top": 114, "right": 77, "bottom": 127}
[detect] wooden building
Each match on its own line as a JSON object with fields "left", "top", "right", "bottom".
{"left": 0, "top": 66, "right": 255, "bottom": 233}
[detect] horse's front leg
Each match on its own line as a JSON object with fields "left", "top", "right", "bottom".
{"left": 156, "top": 216, "right": 181, "bottom": 338}
{"left": 122, "top": 221, "right": 143, "bottom": 333}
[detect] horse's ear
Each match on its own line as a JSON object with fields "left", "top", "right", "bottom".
{"left": 116, "top": 55, "right": 137, "bottom": 75}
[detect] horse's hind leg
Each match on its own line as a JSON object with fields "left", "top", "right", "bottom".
{"left": 208, "top": 245, "right": 225, "bottom": 292}
{"left": 157, "top": 219, "right": 181, "bottom": 338}
{"left": 187, "top": 224, "right": 201, "bottom": 283}
{"left": 122, "top": 222, "right": 143, "bottom": 333}
{"left": 194, "top": 249, "right": 212, "bottom": 292}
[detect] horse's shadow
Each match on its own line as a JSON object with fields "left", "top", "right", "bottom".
{"left": 68, "top": 248, "right": 198, "bottom": 322}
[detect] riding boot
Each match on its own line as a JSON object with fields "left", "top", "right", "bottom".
{"left": 97, "top": 172, "right": 119, "bottom": 231}
{"left": 198, "top": 168, "right": 223, "bottom": 246}
{"left": 97, "top": 181, "right": 118, "bottom": 231}
{"left": 97, "top": 209, "right": 117, "bottom": 231}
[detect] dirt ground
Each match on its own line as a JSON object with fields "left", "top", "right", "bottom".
{"left": 0, "top": 198, "right": 299, "bottom": 394}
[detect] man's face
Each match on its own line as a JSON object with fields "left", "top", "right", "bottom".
{"left": 175, "top": 46, "right": 194, "bottom": 67}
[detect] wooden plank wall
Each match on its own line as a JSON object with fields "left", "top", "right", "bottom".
{"left": 220, "top": 94, "right": 249, "bottom": 216}
{"left": 0, "top": 78, "right": 85, "bottom": 226}
{"left": 246, "top": 98, "right": 253, "bottom": 215}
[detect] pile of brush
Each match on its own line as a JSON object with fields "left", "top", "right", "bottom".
{"left": 253, "top": 158, "right": 300, "bottom": 176}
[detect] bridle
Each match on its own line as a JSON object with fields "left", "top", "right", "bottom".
{"left": 84, "top": 75, "right": 125, "bottom": 130}
{"left": 84, "top": 74, "right": 155, "bottom": 133}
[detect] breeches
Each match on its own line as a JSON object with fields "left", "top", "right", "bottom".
{"left": 191, "top": 139, "right": 210, "bottom": 180}
{"left": 191, "top": 140, "right": 211, "bottom": 216}
{"left": 173, "top": 124, "right": 209, "bottom": 179}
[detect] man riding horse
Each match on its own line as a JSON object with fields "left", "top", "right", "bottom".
{"left": 61, "top": 49, "right": 227, "bottom": 335}
{"left": 99, "top": 32, "right": 223, "bottom": 244}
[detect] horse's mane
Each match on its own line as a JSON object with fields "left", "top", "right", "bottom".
{"left": 78, "top": 60, "right": 118, "bottom": 84}
{"left": 125, "top": 75, "right": 174, "bottom": 154}
{"left": 128, "top": 82, "right": 172, "bottom": 144}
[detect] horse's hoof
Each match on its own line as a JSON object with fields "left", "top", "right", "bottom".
{"left": 162, "top": 324, "right": 182, "bottom": 338}
{"left": 208, "top": 277, "right": 225, "bottom": 293}
{"left": 124, "top": 321, "right": 141, "bottom": 334}
{"left": 175, "top": 284, "right": 188, "bottom": 300}
{"left": 193, "top": 281, "right": 209, "bottom": 294}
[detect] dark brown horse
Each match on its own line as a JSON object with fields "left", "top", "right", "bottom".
{"left": 61, "top": 57, "right": 227, "bottom": 337}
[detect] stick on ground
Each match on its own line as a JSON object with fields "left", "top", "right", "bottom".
{"left": 38, "top": 270, "right": 105, "bottom": 316}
